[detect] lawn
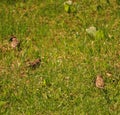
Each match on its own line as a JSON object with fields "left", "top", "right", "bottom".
{"left": 0, "top": 0, "right": 120, "bottom": 114}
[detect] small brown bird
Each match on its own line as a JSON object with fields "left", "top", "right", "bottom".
{"left": 10, "top": 36, "right": 20, "bottom": 48}
{"left": 29, "top": 58, "right": 41, "bottom": 68}
{"left": 95, "top": 75, "right": 104, "bottom": 88}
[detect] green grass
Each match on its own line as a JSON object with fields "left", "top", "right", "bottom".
{"left": 0, "top": 0, "right": 120, "bottom": 114}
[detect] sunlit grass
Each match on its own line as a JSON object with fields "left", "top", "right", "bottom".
{"left": 0, "top": 0, "right": 120, "bottom": 114}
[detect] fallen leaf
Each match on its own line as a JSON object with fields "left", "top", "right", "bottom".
{"left": 95, "top": 75, "right": 104, "bottom": 88}
{"left": 106, "top": 72, "right": 112, "bottom": 77}
{"left": 86, "top": 26, "right": 97, "bottom": 37}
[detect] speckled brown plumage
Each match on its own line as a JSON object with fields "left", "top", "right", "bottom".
{"left": 29, "top": 58, "right": 41, "bottom": 68}
{"left": 10, "top": 36, "right": 20, "bottom": 48}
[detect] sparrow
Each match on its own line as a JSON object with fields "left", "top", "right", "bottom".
{"left": 10, "top": 36, "right": 20, "bottom": 49}
{"left": 29, "top": 58, "right": 41, "bottom": 68}
{"left": 95, "top": 75, "right": 104, "bottom": 88}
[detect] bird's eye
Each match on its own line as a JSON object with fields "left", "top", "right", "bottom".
{"left": 9, "top": 38, "right": 13, "bottom": 41}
